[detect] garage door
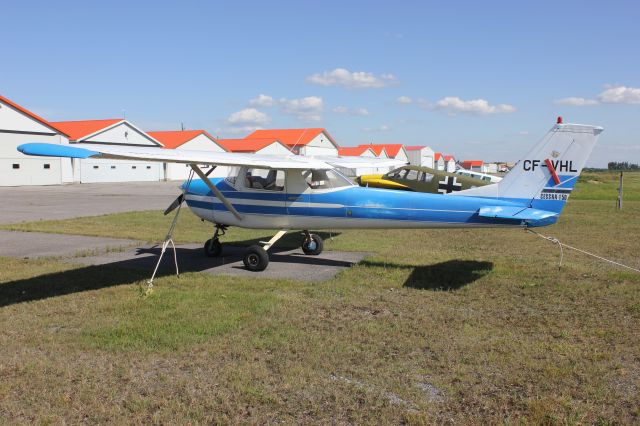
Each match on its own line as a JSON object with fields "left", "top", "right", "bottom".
{"left": 80, "top": 159, "right": 162, "bottom": 183}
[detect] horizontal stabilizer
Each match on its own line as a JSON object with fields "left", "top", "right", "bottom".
{"left": 478, "top": 205, "right": 558, "bottom": 221}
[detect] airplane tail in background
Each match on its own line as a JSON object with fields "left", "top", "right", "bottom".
{"left": 458, "top": 119, "right": 603, "bottom": 217}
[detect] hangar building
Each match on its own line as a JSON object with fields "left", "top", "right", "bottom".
{"left": 49, "top": 119, "right": 164, "bottom": 183}
{"left": 0, "top": 95, "right": 73, "bottom": 186}
{"left": 217, "top": 138, "right": 292, "bottom": 156}
{"left": 245, "top": 128, "right": 339, "bottom": 156}
{"left": 147, "top": 130, "right": 227, "bottom": 180}
{"left": 406, "top": 146, "right": 435, "bottom": 169}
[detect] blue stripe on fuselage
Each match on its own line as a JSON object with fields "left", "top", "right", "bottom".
{"left": 182, "top": 178, "right": 547, "bottom": 226}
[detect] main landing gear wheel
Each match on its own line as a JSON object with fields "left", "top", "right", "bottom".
{"left": 301, "top": 233, "right": 324, "bottom": 255}
{"left": 243, "top": 245, "right": 269, "bottom": 272}
{"left": 203, "top": 238, "right": 222, "bottom": 257}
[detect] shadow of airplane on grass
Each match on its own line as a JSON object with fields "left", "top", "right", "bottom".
{"left": 360, "top": 259, "right": 494, "bottom": 291}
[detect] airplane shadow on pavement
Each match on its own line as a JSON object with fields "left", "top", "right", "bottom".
{"left": 0, "top": 233, "right": 356, "bottom": 308}
{"left": 0, "top": 233, "right": 492, "bottom": 307}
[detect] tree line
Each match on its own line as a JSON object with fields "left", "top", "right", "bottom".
{"left": 608, "top": 162, "right": 639, "bottom": 170}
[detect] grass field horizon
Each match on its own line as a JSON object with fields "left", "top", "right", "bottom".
{"left": 1, "top": 171, "right": 638, "bottom": 423}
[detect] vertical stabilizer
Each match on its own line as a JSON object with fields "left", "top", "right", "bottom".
{"left": 458, "top": 120, "right": 603, "bottom": 212}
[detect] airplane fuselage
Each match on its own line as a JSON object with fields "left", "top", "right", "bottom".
{"left": 183, "top": 176, "right": 557, "bottom": 230}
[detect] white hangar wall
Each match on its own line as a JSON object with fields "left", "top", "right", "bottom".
{"left": 299, "top": 132, "right": 338, "bottom": 156}
{"left": 0, "top": 98, "right": 72, "bottom": 186}
{"left": 166, "top": 134, "right": 228, "bottom": 181}
{"left": 407, "top": 147, "right": 435, "bottom": 169}
{"left": 255, "top": 142, "right": 292, "bottom": 156}
{"left": 74, "top": 121, "right": 163, "bottom": 183}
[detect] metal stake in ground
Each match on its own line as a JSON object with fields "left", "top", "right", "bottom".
{"left": 617, "top": 171, "right": 623, "bottom": 210}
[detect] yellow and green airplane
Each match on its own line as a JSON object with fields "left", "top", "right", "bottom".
{"left": 356, "top": 165, "right": 491, "bottom": 194}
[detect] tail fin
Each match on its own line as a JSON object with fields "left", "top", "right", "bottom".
{"left": 458, "top": 120, "right": 603, "bottom": 213}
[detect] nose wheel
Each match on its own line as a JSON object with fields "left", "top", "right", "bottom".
{"left": 204, "top": 238, "right": 222, "bottom": 257}
{"left": 203, "top": 224, "right": 227, "bottom": 257}
{"left": 301, "top": 232, "right": 323, "bottom": 255}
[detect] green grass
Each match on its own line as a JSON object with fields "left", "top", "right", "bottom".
{"left": 1, "top": 171, "right": 639, "bottom": 423}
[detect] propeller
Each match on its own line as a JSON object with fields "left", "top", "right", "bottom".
{"left": 163, "top": 166, "right": 215, "bottom": 216}
{"left": 163, "top": 193, "right": 185, "bottom": 215}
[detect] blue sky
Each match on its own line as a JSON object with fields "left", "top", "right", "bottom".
{"left": 2, "top": 0, "right": 639, "bottom": 166}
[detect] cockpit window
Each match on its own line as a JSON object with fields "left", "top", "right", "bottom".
{"left": 386, "top": 167, "right": 404, "bottom": 179}
{"left": 304, "top": 169, "right": 353, "bottom": 189}
{"left": 405, "top": 170, "right": 419, "bottom": 180}
{"left": 245, "top": 168, "right": 285, "bottom": 191}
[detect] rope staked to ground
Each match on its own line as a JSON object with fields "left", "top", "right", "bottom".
{"left": 145, "top": 169, "right": 195, "bottom": 293}
{"left": 525, "top": 228, "right": 640, "bottom": 274}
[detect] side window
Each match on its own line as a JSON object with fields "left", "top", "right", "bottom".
{"left": 386, "top": 168, "right": 402, "bottom": 179}
{"left": 422, "top": 172, "right": 434, "bottom": 183}
{"left": 304, "top": 169, "right": 353, "bottom": 189}
{"left": 245, "top": 168, "right": 285, "bottom": 191}
{"left": 406, "top": 170, "right": 419, "bottom": 180}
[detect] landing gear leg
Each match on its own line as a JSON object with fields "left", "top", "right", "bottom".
{"left": 301, "top": 230, "right": 324, "bottom": 255}
{"left": 204, "top": 224, "right": 227, "bottom": 257}
{"left": 243, "top": 229, "right": 288, "bottom": 272}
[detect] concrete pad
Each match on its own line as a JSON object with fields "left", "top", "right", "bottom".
{"left": 0, "top": 230, "right": 140, "bottom": 259}
{"left": 0, "top": 181, "right": 180, "bottom": 224}
{"left": 69, "top": 244, "right": 369, "bottom": 282}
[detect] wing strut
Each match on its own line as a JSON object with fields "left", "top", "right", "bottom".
{"left": 189, "top": 164, "right": 244, "bottom": 221}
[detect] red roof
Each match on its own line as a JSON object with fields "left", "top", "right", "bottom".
{"left": 405, "top": 145, "right": 425, "bottom": 151}
{"left": 357, "top": 144, "right": 404, "bottom": 158}
{"left": 217, "top": 138, "right": 290, "bottom": 153}
{"left": 461, "top": 160, "right": 484, "bottom": 168}
{"left": 357, "top": 145, "right": 386, "bottom": 157}
{"left": 444, "top": 155, "right": 455, "bottom": 161}
{"left": 434, "top": 152, "right": 442, "bottom": 161}
{"left": 49, "top": 119, "right": 122, "bottom": 141}
{"left": 245, "top": 128, "right": 338, "bottom": 148}
{"left": 0, "top": 94, "right": 69, "bottom": 136}
{"left": 338, "top": 146, "right": 372, "bottom": 156}
{"left": 147, "top": 130, "right": 218, "bottom": 149}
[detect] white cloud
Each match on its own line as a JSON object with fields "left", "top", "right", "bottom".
{"left": 434, "top": 97, "right": 516, "bottom": 115}
{"left": 280, "top": 96, "right": 324, "bottom": 122}
{"left": 306, "top": 68, "right": 397, "bottom": 89}
{"left": 333, "top": 106, "right": 370, "bottom": 116}
{"left": 249, "top": 94, "right": 276, "bottom": 107}
{"left": 226, "top": 108, "right": 271, "bottom": 126}
{"left": 396, "top": 96, "right": 412, "bottom": 104}
{"left": 554, "top": 97, "right": 599, "bottom": 106}
{"left": 597, "top": 85, "right": 640, "bottom": 104}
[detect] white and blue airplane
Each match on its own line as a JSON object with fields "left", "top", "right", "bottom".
{"left": 17, "top": 119, "right": 602, "bottom": 271}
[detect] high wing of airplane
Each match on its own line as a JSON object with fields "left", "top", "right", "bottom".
{"left": 355, "top": 165, "right": 493, "bottom": 193}
{"left": 18, "top": 119, "right": 603, "bottom": 271}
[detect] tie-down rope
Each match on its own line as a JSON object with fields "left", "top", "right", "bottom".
{"left": 525, "top": 228, "right": 640, "bottom": 273}
{"left": 144, "top": 169, "right": 195, "bottom": 293}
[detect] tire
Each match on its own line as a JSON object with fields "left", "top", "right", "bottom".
{"left": 243, "top": 245, "right": 269, "bottom": 271}
{"left": 204, "top": 238, "right": 222, "bottom": 257}
{"left": 301, "top": 233, "right": 324, "bottom": 255}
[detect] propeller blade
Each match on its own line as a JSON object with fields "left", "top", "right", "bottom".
{"left": 163, "top": 193, "right": 185, "bottom": 216}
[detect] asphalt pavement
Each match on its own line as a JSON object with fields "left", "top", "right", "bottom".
{"left": 0, "top": 181, "right": 181, "bottom": 224}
